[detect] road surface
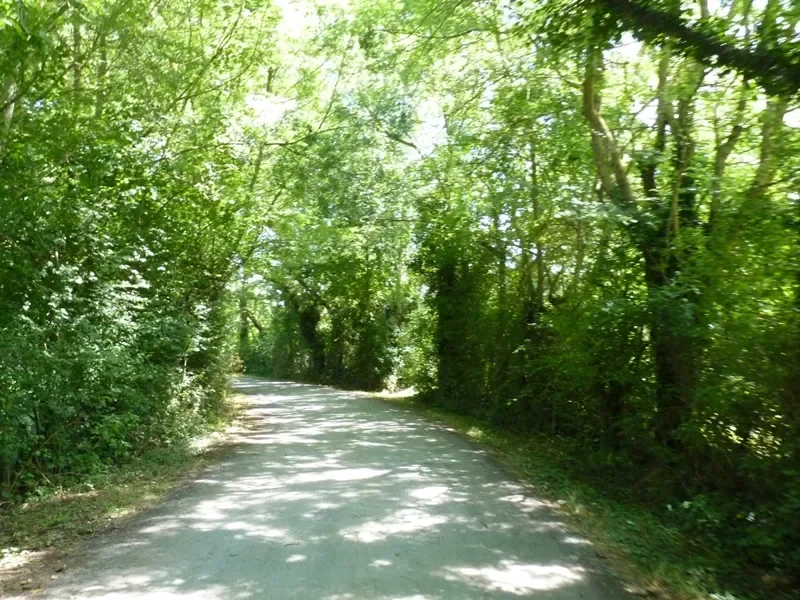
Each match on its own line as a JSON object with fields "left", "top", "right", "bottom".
{"left": 29, "top": 377, "right": 631, "bottom": 599}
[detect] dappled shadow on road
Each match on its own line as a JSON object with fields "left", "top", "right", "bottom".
{"left": 38, "top": 377, "right": 627, "bottom": 600}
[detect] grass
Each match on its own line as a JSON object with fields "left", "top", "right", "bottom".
{"left": 0, "top": 393, "right": 249, "bottom": 594}
{"left": 0, "top": 383, "right": 783, "bottom": 599}
{"left": 372, "top": 392, "right": 773, "bottom": 600}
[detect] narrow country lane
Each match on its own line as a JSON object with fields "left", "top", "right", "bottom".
{"left": 25, "top": 377, "right": 632, "bottom": 600}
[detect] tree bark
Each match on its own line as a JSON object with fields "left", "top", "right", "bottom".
{"left": 596, "top": 0, "right": 800, "bottom": 95}
{"left": 94, "top": 32, "right": 108, "bottom": 118}
{"left": 582, "top": 43, "right": 699, "bottom": 453}
{"left": 530, "top": 138, "right": 545, "bottom": 310}
{"left": 787, "top": 187, "right": 800, "bottom": 465}
{"left": 1, "top": 74, "right": 17, "bottom": 153}
{"left": 298, "top": 306, "right": 325, "bottom": 376}
{"left": 72, "top": 3, "right": 82, "bottom": 98}
{"left": 239, "top": 287, "right": 250, "bottom": 355}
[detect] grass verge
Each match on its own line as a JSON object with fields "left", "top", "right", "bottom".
{"left": 0, "top": 393, "right": 250, "bottom": 596}
{"left": 373, "top": 392, "right": 770, "bottom": 600}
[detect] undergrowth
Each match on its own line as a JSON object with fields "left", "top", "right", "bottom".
{"left": 0, "top": 392, "right": 246, "bottom": 589}
{"left": 374, "top": 393, "right": 796, "bottom": 600}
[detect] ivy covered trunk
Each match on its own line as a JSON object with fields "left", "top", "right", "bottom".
{"left": 298, "top": 306, "right": 325, "bottom": 377}
{"left": 643, "top": 251, "right": 698, "bottom": 453}
{"left": 433, "top": 257, "right": 471, "bottom": 408}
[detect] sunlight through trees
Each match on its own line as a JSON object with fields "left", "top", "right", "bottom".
{"left": 2, "top": 0, "right": 799, "bottom": 596}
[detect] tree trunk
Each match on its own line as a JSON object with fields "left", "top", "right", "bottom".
{"left": 1, "top": 74, "right": 17, "bottom": 153}
{"left": 530, "top": 139, "right": 545, "bottom": 310}
{"left": 239, "top": 287, "right": 250, "bottom": 356}
{"left": 434, "top": 257, "right": 458, "bottom": 399}
{"left": 582, "top": 42, "right": 699, "bottom": 454}
{"left": 787, "top": 199, "right": 800, "bottom": 465}
{"left": 490, "top": 208, "right": 509, "bottom": 395}
{"left": 72, "top": 3, "right": 82, "bottom": 99}
{"left": 298, "top": 306, "right": 325, "bottom": 376}
{"left": 643, "top": 250, "right": 696, "bottom": 452}
{"left": 433, "top": 255, "right": 475, "bottom": 408}
{"left": 94, "top": 32, "right": 108, "bottom": 118}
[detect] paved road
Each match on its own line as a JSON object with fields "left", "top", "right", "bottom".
{"left": 29, "top": 377, "right": 631, "bottom": 599}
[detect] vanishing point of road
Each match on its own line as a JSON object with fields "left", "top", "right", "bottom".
{"left": 23, "top": 377, "right": 632, "bottom": 599}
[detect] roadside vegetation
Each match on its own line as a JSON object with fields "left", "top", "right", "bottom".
{"left": 2, "top": 1, "right": 799, "bottom": 599}
{"left": 377, "top": 393, "right": 790, "bottom": 600}
{"left": 0, "top": 0, "right": 273, "bottom": 507}
{"left": 0, "top": 395, "right": 245, "bottom": 594}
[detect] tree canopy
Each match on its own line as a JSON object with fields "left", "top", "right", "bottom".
{"left": 2, "top": 0, "right": 800, "bottom": 597}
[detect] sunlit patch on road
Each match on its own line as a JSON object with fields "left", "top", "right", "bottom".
{"left": 29, "top": 378, "right": 628, "bottom": 600}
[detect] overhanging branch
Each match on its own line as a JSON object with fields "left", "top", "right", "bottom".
{"left": 595, "top": 0, "right": 800, "bottom": 95}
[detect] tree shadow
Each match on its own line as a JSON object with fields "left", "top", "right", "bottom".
{"left": 36, "top": 377, "right": 630, "bottom": 599}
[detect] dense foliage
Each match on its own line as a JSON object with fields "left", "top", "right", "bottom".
{"left": 238, "top": 0, "right": 800, "bottom": 595}
{"left": 0, "top": 0, "right": 276, "bottom": 496}
{"left": 2, "top": 0, "right": 799, "bottom": 596}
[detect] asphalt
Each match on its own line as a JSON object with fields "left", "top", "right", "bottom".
{"left": 24, "top": 377, "right": 632, "bottom": 599}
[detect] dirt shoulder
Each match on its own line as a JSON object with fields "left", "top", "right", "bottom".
{"left": 0, "top": 394, "right": 254, "bottom": 597}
